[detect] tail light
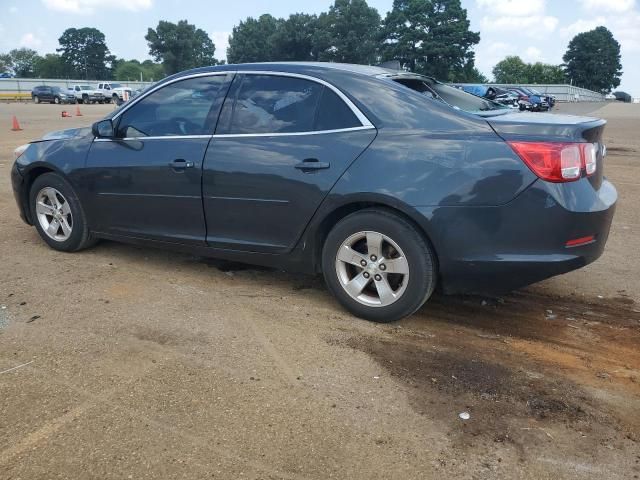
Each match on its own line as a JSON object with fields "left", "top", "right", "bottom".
{"left": 508, "top": 142, "right": 598, "bottom": 183}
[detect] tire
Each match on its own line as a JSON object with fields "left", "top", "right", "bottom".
{"left": 29, "top": 173, "right": 96, "bottom": 253}
{"left": 54, "top": 96, "right": 61, "bottom": 104}
{"left": 33, "top": 95, "right": 40, "bottom": 104}
{"left": 112, "top": 94, "right": 119, "bottom": 103}
{"left": 322, "top": 208, "right": 436, "bottom": 323}
{"left": 82, "top": 95, "right": 89, "bottom": 104}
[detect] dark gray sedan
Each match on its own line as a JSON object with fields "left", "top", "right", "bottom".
{"left": 11, "top": 63, "right": 616, "bottom": 322}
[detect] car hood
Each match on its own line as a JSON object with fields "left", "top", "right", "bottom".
{"left": 38, "top": 127, "right": 92, "bottom": 142}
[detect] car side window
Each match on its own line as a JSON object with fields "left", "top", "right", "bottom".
{"left": 115, "top": 75, "right": 229, "bottom": 138}
{"left": 218, "top": 75, "right": 324, "bottom": 135}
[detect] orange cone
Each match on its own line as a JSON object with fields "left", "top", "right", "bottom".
{"left": 11, "top": 115, "right": 23, "bottom": 131}
{"left": 75, "top": 105, "right": 82, "bottom": 116}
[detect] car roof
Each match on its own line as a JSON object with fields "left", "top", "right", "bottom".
{"left": 174, "top": 62, "right": 397, "bottom": 79}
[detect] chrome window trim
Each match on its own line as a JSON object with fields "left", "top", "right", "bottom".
{"left": 93, "top": 125, "right": 374, "bottom": 143}
{"left": 109, "top": 68, "right": 374, "bottom": 131}
{"left": 213, "top": 125, "right": 374, "bottom": 139}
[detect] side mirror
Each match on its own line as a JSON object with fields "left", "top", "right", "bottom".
{"left": 92, "top": 119, "right": 115, "bottom": 138}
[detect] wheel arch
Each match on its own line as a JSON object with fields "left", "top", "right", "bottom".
{"left": 21, "top": 165, "right": 64, "bottom": 224}
{"left": 307, "top": 196, "right": 441, "bottom": 280}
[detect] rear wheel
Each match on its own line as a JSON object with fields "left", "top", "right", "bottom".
{"left": 322, "top": 209, "right": 436, "bottom": 322}
{"left": 30, "top": 173, "right": 96, "bottom": 252}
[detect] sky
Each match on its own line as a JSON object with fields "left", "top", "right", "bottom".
{"left": 0, "top": 0, "right": 638, "bottom": 95}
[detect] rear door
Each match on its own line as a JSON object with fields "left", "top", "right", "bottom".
{"left": 202, "top": 72, "right": 377, "bottom": 253}
{"left": 41, "top": 87, "right": 53, "bottom": 102}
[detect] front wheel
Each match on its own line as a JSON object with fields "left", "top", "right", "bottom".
{"left": 322, "top": 209, "right": 436, "bottom": 323}
{"left": 33, "top": 95, "right": 40, "bottom": 104}
{"left": 54, "top": 96, "right": 61, "bottom": 104}
{"left": 30, "top": 173, "right": 96, "bottom": 252}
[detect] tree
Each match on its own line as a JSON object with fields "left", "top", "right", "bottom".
{"left": 0, "top": 53, "right": 12, "bottom": 73}
{"left": 563, "top": 26, "right": 622, "bottom": 93}
{"left": 114, "top": 59, "right": 165, "bottom": 81}
{"left": 455, "top": 64, "right": 489, "bottom": 83}
{"left": 271, "top": 13, "right": 319, "bottom": 61}
{"left": 492, "top": 56, "right": 529, "bottom": 84}
{"left": 527, "top": 62, "right": 565, "bottom": 84}
{"left": 146, "top": 20, "right": 217, "bottom": 75}
{"left": 227, "top": 14, "right": 282, "bottom": 63}
{"left": 34, "top": 54, "right": 68, "bottom": 78}
{"left": 114, "top": 60, "right": 144, "bottom": 81}
{"left": 314, "top": 0, "right": 381, "bottom": 64}
{"left": 140, "top": 60, "right": 165, "bottom": 81}
{"left": 381, "top": 0, "right": 480, "bottom": 80}
{"left": 57, "top": 28, "right": 115, "bottom": 79}
{"left": 6, "top": 48, "right": 41, "bottom": 77}
{"left": 493, "top": 56, "right": 566, "bottom": 84}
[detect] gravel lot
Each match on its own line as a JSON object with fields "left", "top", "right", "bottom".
{"left": 1, "top": 101, "right": 639, "bottom": 479}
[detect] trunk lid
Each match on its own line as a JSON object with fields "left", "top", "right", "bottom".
{"left": 487, "top": 112, "right": 607, "bottom": 189}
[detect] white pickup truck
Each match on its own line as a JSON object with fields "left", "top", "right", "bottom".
{"left": 96, "top": 82, "right": 133, "bottom": 103}
{"left": 70, "top": 84, "right": 105, "bottom": 104}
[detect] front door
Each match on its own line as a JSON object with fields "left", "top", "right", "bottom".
{"left": 82, "top": 73, "right": 233, "bottom": 244}
{"left": 203, "top": 73, "right": 376, "bottom": 253}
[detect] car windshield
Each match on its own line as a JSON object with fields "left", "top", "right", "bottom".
{"left": 111, "top": 83, "right": 122, "bottom": 88}
{"left": 52, "top": 87, "right": 62, "bottom": 93}
{"left": 79, "top": 85, "right": 91, "bottom": 90}
{"left": 389, "top": 75, "right": 510, "bottom": 117}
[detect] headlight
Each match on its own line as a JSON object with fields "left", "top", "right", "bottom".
{"left": 14, "top": 144, "right": 30, "bottom": 160}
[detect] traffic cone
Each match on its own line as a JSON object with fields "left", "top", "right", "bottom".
{"left": 75, "top": 105, "right": 82, "bottom": 116}
{"left": 11, "top": 115, "right": 23, "bottom": 131}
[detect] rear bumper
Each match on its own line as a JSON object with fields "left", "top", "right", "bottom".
{"left": 417, "top": 177, "right": 617, "bottom": 294}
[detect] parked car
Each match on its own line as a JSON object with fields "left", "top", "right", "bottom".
{"left": 71, "top": 84, "right": 105, "bottom": 104}
{"left": 96, "top": 82, "right": 133, "bottom": 103}
{"left": 0, "top": 72, "right": 13, "bottom": 78}
{"left": 452, "top": 84, "right": 520, "bottom": 109}
{"left": 506, "top": 87, "right": 549, "bottom": 111}
{"left": 11, "top": 63, "right": 616, "bottom": 322}
{"left": 388, "top": 76, "right": 512, "bottom": 117}
{"left": 522, "top": 87, "right": 555, "bottom": 109}
{"left": 31, "top": 86, "right": 76, "bottom": 104}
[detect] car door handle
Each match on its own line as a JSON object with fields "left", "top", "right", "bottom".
{"left": 169, "top": 159, "right": 194, "bottom": 171}
{"left": 295, "top": 158, "right": 330, "bottom": 172}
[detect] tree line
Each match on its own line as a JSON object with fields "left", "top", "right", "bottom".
{"left": 0, "top": 0, "right": 623, "bottom": 93}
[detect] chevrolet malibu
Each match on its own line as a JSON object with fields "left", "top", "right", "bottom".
{"left": 11, "top": 63, "right": 617, "bottom": 322}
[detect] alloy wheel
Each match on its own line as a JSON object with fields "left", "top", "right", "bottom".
{"left": 335, "top": 231, "right": 410, "bottom": 307}
{"left": 35, "top": 187, "right": 73, "bottom": 242}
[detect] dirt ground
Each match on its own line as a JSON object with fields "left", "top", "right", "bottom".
{"left": 1, "top": 101, "right": 639, "bottom": 479}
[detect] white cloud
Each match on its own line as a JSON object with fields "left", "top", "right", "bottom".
{"left": 524, "top": 46, "right": 543, "bottom": 62}
{"left": 481, "top": 15, "right": 559, "bottom": 36}
{"left": 561, "top": 13, "right": 640, "bottom": 52}
{"left": 20, "top": 33, "right": 43, "bottom": 49}
{"left": 579, "top": 0, "right": 636, "bottom": 12}
{"left": 476, "top": 0, "right": 547, "bottom": 17}
{"left": 211, "top": 31, "right": 231, "bottom": 61}
{"left": 41, "top": 0, "right": 152, "bottom": 15}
